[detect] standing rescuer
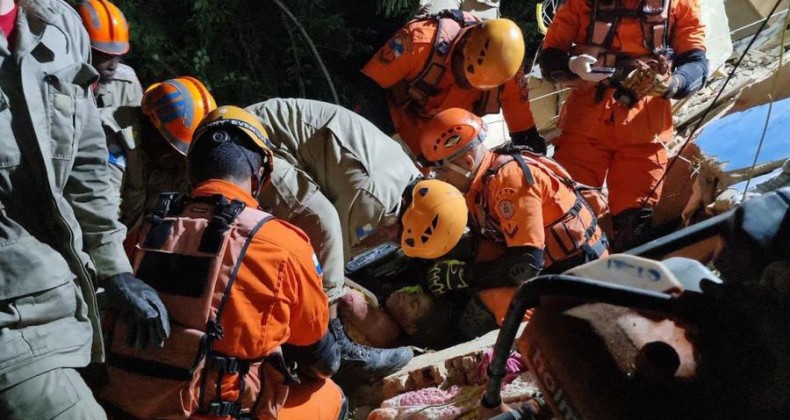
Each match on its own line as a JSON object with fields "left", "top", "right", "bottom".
{"left": 0, "top": 0, "right": 169, "bottom": 418}
{"left": 418, "top": 108, "right": 609, "bottom": 322}
{"left": 539, "top": 0, "right": 708, "bottom": 251}
{"left": 101, "top": 106, "right": 346, "bottom": 420}
{"left": 362, "top": 12, "right": 545, "bottom": 157}
{"left": 120, "top": 76, "right": 216, "bottom": 232}
{"left": 76, "top": 0, "right": 143, "bottom": 204}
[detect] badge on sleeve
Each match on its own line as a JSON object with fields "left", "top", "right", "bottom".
{"left": 497, "top": 200, "right": 515, "bottom": 220}
{"left": 379, "top": 34, "right": 406, "bottom": 64}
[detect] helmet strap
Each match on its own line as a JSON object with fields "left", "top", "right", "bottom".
{"left": 446, "top": 159, "right": 474, "bottom": 179}
{"left": 237, "top": 144, "right": 264, "bottom": 199}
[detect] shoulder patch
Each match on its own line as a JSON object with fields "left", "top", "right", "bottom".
{"left": 356, "top": 223, "right": 376, "bottom": 241}
{"left": 378, "top": 33, "right": 410, "bottom": 64}
{"left": 312, "top": 253, "right": 323, "bottom": 278}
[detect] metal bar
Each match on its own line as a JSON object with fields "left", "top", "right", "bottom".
{"left": 625, "top": 211, "right": 732, "bottom": 259}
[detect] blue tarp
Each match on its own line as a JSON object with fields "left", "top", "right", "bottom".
{"left": 696, "top": 97, "right": 790, "bottom": 170}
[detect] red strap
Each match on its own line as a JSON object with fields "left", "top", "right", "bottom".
{"left": 0, "top": 3, "right": 18, "bottom": 49}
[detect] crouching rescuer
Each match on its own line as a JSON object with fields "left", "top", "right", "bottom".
{"left": 101, "top": 106, "right": 346, "bottom": 419}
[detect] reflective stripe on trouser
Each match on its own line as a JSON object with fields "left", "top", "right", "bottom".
{"left": 0, "top": 368, "right": 106, "bottom": 420}
{"left": 262, "top": 157, "right": 348, "bottom": 303}
{"left": 552, "top": 130, "right": 668, "bottom": 215}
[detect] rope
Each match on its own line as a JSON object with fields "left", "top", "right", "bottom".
{"left": 739, "top": 10, "right": 789, "bottom": 201}
{"left": 639, "top": 0, "right": 786, "bottom": 209}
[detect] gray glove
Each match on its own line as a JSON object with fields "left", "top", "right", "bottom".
{"left": 104, "top": 273, "right": 171, "bottom": 349}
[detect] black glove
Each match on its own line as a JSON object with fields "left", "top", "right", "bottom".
{"left": 510, "top": 127, "right": 547, "bottom": 155}
{"left": 104, "top": 273, "right": 171, "bottom": 349}
{"left": 425, "top": 260, "right": 470, "bottom": 296}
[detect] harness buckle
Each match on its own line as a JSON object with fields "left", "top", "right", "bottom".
{"left": 207, "top": 401, "right": 241, "bottom": 417}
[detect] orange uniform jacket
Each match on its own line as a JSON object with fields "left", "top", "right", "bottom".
{"left": 467, "top": 152, "right": 578, "bottom": 253}
{"left": 362, "top": 18, "right": 536, "bottom": 153}
{"left": 544, "top": 0, "right": 706, "bottom": 143}
{"left": 192, "top": 180, "right": 329, "bottom": 354}
{"left": 193, "top": 181, "right": 343, "bottom": 420}
{"left": 467, "top": 152, "right": 608, "bottom": 323}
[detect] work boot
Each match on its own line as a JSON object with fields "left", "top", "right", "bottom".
{"left": 329, "top": 318, "right": 413, "bottom": 377}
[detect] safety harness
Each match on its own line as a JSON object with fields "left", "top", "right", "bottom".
{"left": 104, "top": 193, "right": 298, "bottom": 420}
{"left": 388, "top": 10, "right": 501, "bottom": 118}
{"left": 585, "top": 0, "right": 673, "bottom": 67}
{"left": 476, "top": 149, "right": 610, "bottom": 268}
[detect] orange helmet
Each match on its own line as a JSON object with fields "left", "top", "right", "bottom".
{"left": 192, "top": 106, "right": 275, "bottom": 190}
{"left": 462, "top": 19, "right": 525, "bottom": 90}
{"left": 142, "top": 77, "right": 217, "bottom": 155}
{"left": 420, "top": 108, "right": 487, "bottom": 167}
{"left": 76, "top": 0, "right": 130, "bottom": 55}
{"left": 401, "top": 179, "right": 468, "bottom": 259}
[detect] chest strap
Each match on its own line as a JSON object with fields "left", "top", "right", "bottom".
{"left": 587, "top": 0, "right": 672, "bottom": 57}
{"left": 389, "top": 10, "right": 478, "bottom": 116}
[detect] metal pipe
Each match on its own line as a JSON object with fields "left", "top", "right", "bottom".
{"left": 624, "top": 210, "right": 732, "bottom": 259}
{"left": 482, "top": 275, "right": 675, "bottom": 408}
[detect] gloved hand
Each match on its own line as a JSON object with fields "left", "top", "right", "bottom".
{"left": 104, "top": 273, "right": 171, "bottom": 349}
{"left": 425, "top": 260, "right": 470, "bottom": 296}
{"left": 568, "top": 54, "right": 611, "bottom": 83}
{"left": 617, "top": 57, "right": 675, "bottom": 107}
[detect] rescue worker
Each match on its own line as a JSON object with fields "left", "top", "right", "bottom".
{"left": 0, "top": 0, "right": 169, "bottom": 418}
{"left": 101, "top": 106, "right": 346, "bottom": 420}
{"left": 121, "top": 77, "right": 216, "bottom": 231}
{"left": 362, "top": 13, "right": 545, "bottom": 157}
{"left": 76, "top": 0, "right": 143, "bottom": 202}
{"left": 539, "top": 0, "right": 708, "bottom": 251}
{"left": 418, "top": 108, "right": 609, "bottom": 322}
{"left": 245, "top": 98, "right": 417, "bottom": 377}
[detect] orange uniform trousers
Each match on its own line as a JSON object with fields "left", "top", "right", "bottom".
{"left": 553, "top": 130, "right": 668, "bottom": 216}
{"left": 278, "top": 379, "right": 344, "bottom": 420}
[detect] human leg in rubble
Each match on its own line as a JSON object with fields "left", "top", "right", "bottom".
{"left": 261, "top": 155, "right": 413, "bottom": 377}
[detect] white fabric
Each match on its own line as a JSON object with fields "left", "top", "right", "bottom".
{"left": 568, "top": 54, "right": 612, "bottom": 82}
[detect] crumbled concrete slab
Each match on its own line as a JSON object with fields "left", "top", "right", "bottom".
{"left": 382, "top": 324, "right": 527, "bottom": 398}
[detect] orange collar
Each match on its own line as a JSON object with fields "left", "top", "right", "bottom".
{"left": 465, "top": 150, "right": 496, "bottom": 207}
{"left": 192, "top": 179, "right": 259, "bottom": 208}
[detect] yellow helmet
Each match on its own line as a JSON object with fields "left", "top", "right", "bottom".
{"left": 462, "top": 19, "right": 526, "bottom": 90}
{"left": 401, "top": 180, "right": 468, "bottom": 259}
{"left": 191, "top": 106, "right": 275, "bottom": 189}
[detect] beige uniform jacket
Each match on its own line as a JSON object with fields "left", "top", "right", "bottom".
{"left": 246, "top": 99, "right": 420, "bottom": 301}
{"left": 0, "top": 0, "right": 131, "bottom": 389}
{"left": 94, "top": 63, "right": 143, "bottom": 210}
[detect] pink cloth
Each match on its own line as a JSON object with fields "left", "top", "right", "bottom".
{"left": 478, "top": 349, "right": 526, "bottom": 385}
